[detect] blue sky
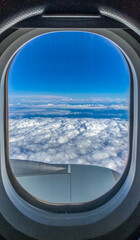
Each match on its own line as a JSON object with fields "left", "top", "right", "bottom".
{"left": 8, "top": 31, "right": 130, "bottom": 99}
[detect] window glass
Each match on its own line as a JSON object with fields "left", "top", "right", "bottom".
{"left": 8, "top": 31, "right": 130, "bottom": 204}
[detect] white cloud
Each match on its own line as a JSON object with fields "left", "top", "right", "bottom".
{"left": 9, "top": 117, "right": 129, "bottom": 174}
{"left": 8, "top": 95, "right": 129, "bottom": 123}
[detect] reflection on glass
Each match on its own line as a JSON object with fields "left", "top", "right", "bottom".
{"left": 8, "top": 31, "right": 130, "bottom": 204}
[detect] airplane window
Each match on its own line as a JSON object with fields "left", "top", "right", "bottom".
{"left": 7, "top": 31, "right": 130, "bottom": 204}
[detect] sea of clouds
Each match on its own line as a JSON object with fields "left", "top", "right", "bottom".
{"left": 8, "top": 95, "right": 129, "bottom": 119}
{"left": 8, "top": 95, "right": 129, "bottom": 174}
{"left": 9, "top": 116, "right": 129, "bottom": 174}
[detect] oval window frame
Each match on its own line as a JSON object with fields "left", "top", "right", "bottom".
{"left": 5, "top": 29, "right": 133, "bottom": 212}
{"left": 0, "top": 28, "right": 139, "bottom": 235}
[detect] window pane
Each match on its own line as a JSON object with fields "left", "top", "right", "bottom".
{"left": 8, "top": 31, "right": 130, "bottom": 204}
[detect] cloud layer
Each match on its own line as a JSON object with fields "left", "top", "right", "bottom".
{"left": 9, "top": 117, "right": 129, "bottom": 174}
{"left": 8, "top": 95, "right": 129, "bottom": 120}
